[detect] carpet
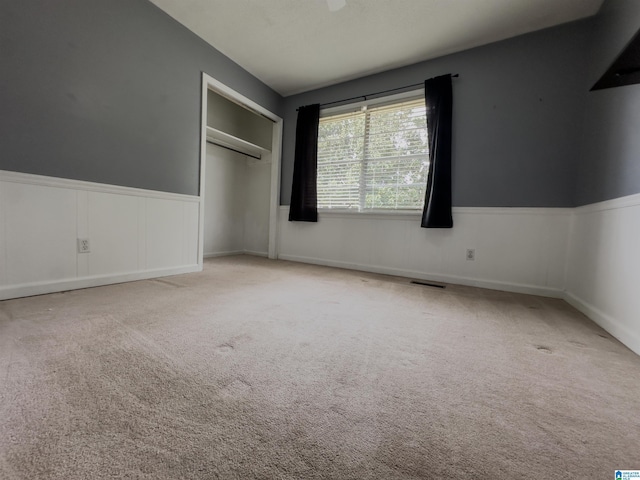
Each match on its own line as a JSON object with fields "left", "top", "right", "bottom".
{"left": 1, "top": 255, "right": 639, "bottom": 479}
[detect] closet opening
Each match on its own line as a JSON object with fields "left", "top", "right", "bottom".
{"left": 198, "top": 73, "right": 283, "bottom": 267}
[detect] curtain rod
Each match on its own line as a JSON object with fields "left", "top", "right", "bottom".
{"left": 298, "top": 74, "right": 459, "bottom": 111}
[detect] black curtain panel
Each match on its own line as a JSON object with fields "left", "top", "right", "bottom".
{"left": 289, "top": 104, "right": 320, "bottom": 222}
{"left": 421, "top": 74, "right": 453, "bottom": 228}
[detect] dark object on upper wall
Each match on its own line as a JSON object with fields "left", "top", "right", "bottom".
{"left": 592, "top": 27, "right": 640, "bottom": 91}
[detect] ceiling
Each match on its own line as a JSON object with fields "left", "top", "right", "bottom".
{"left": 149, "top": 0, "right": 604, "bottom": 96}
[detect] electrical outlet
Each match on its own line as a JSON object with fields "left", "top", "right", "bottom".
{"left": 77, "top": 238, "right": 91, "bottom": 253}
{"left": 466, "top": 248, "right": 475, "bottom": 261}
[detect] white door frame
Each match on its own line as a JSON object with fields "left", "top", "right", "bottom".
{"left": 198, "top": 72, "right": 283, "bottom": 267}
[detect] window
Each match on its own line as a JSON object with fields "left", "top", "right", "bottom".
{"left": 317, "top": 95, "right": 428, "bottom": 211}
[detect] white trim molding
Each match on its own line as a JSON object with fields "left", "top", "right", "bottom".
{"left": 0, "top": 170, "right": 199, "bottom": 203}
{"left": 564, "top": 292, "right": 640, "bottom": 356}
{"left": 278, "top": 253, "right": 564, "bottom": 298}
{"left": 564, "top": 192, "right": 640, "bottom": 355}
{"left": 313, "top": 206, "right": 574, "bottom": 220}
{"left": 574, "top": 191, "right": 640, "bottom": 214}
{"left": 0, "top": 266, "right": 200, "bottom": 302}
{"left": 204, "top": 250, "right": 268, "bottom": 259}
{"left": 200, "top": 72, "right": 283, "bottom": 262}
{"left": 204, "top": 250, "right": 246, "bottom": 259}
{"left": 278, "top": 205, "right": 571, "bottom": 298}
{"left": 0, "top": 170, "right": 201, "bottom": 301}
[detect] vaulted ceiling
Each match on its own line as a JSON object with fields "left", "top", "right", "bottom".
{"left": 149, "top": 0, "right": 604, "bottom": 96}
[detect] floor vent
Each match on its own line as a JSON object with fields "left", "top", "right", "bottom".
{"left": 410, "top": 280, "right": 446, "bottom": 289}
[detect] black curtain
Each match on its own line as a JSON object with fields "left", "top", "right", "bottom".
{"left": 421, "top": 75, "right": 453, "bottom": 228}
{"left": 289, "top": 104, "right": 320, "bottom": 222}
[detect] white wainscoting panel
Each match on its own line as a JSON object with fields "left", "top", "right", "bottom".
{"left": 147, "top": 197, "right": 190, "bottom": 270}
{"left": 183, "top": 201, "right": 200, "bottom": 266}
{"left": 0, "top": 170, "right": 201, "bottom": 300}
{"left": 278, "top": 206, "right": 572, "bottom": 297}
{"left": 86, "top": 191, "right": 139, "bottom": 276}
{"left": 564, "top": 193, "right": 640, "bottom": 355}
{"left": 3, "top": 182, "right": 78, "bottom": 285}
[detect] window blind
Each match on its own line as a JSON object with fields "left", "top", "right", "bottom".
{"left": 317, "top": 98, "right": 428, "bottom": 211}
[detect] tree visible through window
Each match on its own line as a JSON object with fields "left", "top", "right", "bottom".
{"left": 317, "top": 97, "right": 428, "bottom": 211}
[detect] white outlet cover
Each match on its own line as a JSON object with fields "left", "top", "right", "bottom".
{"left": 466, "top": 249, "right": 475, "bottom": 261}
{"left": 77, "top": 238, "right": 91, "bottom": 254}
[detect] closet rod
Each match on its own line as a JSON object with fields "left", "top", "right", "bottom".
{"left": 206, "top": 140, "right": 262, "bottom": 160}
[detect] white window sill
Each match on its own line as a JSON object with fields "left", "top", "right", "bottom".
{"left": 278, "top": 205, "right": 423, "bottom": 221}
{"left": 317, "top": 208, "right": 422, "bottom": 220}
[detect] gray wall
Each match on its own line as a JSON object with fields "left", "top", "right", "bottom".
{"left": 0, "top": 0, "right": 282, "bottom": 196}
{"left": 281, "top": 21, "right": 591, "bottom": 207}
{"left": 575, "top": 0, "right": 640, "bottom": 205}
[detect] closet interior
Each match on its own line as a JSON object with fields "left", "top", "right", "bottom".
{"left": 204, "top": 89, "right": 274, "bottom": 258}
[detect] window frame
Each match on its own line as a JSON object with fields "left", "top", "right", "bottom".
{"left": 317, "top": 89, "right": 428, "bottom": 216}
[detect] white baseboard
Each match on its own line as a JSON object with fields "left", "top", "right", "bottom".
{"left": 243, "top": 250, "right": 268, "bottom": 258}
{"left": 204, "top": 250, "right": 245, "bottom": 258}
{"left": 278, "top": 253, "right": 564, "bottom": 298}
{"left": 204, "top": 250, "right": 268, "bottom": 259}
{"left": 0, "top": 264, "right": 201, "bottom": 301}
{"left": 564, "top": 291, "right": 640, "bottom": 356}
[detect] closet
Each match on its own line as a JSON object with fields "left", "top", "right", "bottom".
{"left": 204, "top": 89, "right": 274, "bottom": 257}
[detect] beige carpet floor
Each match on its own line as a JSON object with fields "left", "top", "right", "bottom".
{"left": 1, "top": 255, "right": 639, "bottom": 479}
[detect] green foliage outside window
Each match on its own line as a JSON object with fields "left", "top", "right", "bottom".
{"left": 317, "top": 97, "right": 428, "bottom": 211}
